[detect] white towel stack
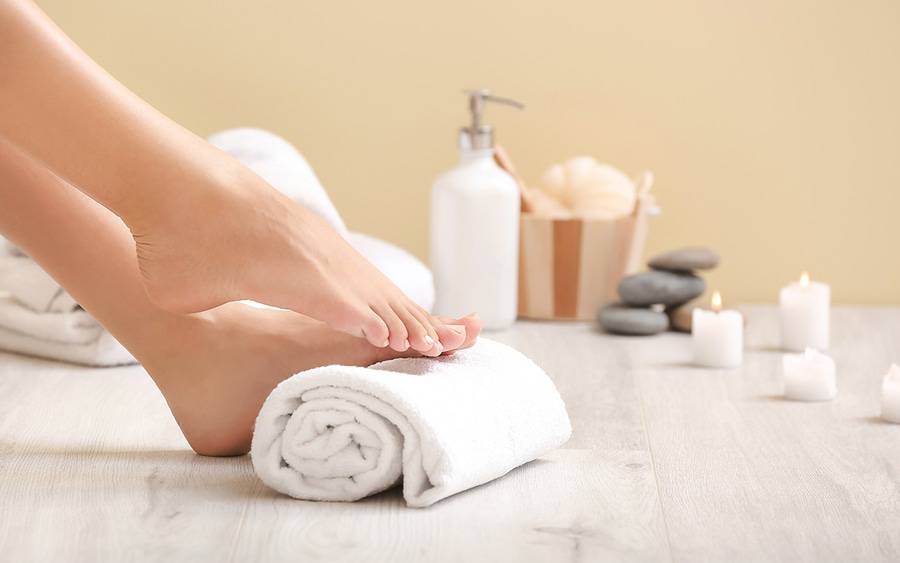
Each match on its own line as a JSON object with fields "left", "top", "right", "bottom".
{"left": 251, "top": 338, "right": 572, "bottom": 507}
{"left": 0, "top": 240, "right": 136, "bottom": 366}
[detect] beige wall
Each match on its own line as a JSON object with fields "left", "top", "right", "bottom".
{"left": 38, "top": 0, "right": 900, "bottom": 304}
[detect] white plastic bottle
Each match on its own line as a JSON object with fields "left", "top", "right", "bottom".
{"left": 430, "top": 90, "right": 523, "bottom": 330}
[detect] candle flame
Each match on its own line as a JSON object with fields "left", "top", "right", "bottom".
{"left": 711, "top": 291, "right": 722, "bottom": 313}
{"left": 800, "top": 272, "right": 810, "bottom": 287}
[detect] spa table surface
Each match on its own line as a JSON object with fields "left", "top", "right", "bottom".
{"left": 1, "top": 305, "right": 898, "bottom": 563}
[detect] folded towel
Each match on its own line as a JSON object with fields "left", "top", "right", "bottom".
{"left": 0, "top": 242, "right": 136, "bottom": 366}
{"left": 0, "top": 298, "right": 135, "bottom": 366}
{"left": 0, "top": 297, "right": 100, "bottom": 344}
{"left": 0, "top": 254, "right": 77, "bottom": 313}
{"left": 251, "top": 338, "right": 571, "bottom": 507}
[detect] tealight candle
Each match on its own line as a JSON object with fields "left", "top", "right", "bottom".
{"left": 779, "top": 272, "right": 830, "bottom": 352}
{"left": 782, "top": 348, "right": 836, "bottom": 401}
{"left": 881, "top": 364, "right": 900, "bottom": 424}
{"left": 692, "top": 292, "right": 743, "bottom": 368}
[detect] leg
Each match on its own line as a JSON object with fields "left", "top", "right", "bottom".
{"left": 0, "top": 0, "right": 456, "bottom": 355}
{"left": 0, "top": 136, "right": 481, "bottom": 455}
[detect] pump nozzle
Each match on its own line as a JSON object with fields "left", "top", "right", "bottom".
{"left": 461, "top": 89, "right": 524, "bottom": 150}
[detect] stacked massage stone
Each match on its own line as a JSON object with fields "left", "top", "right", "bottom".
{"left": 598, "top": 247, "right": 719, "bottom": 335}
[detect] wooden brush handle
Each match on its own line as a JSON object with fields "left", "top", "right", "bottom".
{"left": 494, "top": 144, "right": 536, "bottom": 213}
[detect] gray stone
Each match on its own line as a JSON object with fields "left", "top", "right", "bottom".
{"left": 617, "top": 270, "right": 705, "bottom": 307}
{"left": 667, "top": 303, "right": 699, "bottom": 333}
{"left": 648, "top": 247, "right": 719, "bottom": 272}
{"left": 598, "top": 304, "right": 669, "bottom": 336}
{"left": 667, "top": 302, "right": 747, "bottom": 333}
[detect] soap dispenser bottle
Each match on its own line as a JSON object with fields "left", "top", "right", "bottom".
{"left": 430, "top": 89, "right": 523, "bottom": 330}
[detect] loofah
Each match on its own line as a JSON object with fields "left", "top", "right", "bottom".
{"left": 536, "top": 156, "right": 636, "bottom": 219}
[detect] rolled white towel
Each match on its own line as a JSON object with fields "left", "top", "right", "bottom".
{"left": 251, "top": 338, "right": 571, "bottom": 507}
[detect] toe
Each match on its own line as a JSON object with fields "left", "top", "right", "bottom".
{"left": 392, "top": 304, "right": 441, "bottom": 356}
{"left": 434, "top": 323, "right": 466, "bottom": 351}
{"left": 407, "top": 303, "right": 445, "bottom": 351}
{"left": 424, "top": 312, "right": 465, "bottom": 352}
{"left": 373, "top": 303, "right": 409, "bottom": 351}
{"left": 309, "top": 296, "right": 388, "bottom": 347}
{"left": 436, "top": 314, "right": 482, "bottom": 350}
{"left": 359, "top": 310, "right": 390, "bottom": 348}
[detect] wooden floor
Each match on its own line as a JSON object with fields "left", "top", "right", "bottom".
{"left": 1, "top": 305, "right": 898, "bottom": 562}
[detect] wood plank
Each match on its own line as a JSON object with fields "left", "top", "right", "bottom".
{"left": 518, "top": 217, "right": 555, "bottom": 319}
{"left": 492, "top": 321, "right": 661, "bottom": 453}
{"left": 634, "top": 306, "right": 900, "bottom": 562}
{"left": 8, "top": 307, "right": 895, "bottom": 561}
{"left": 0, "top": 320, "right": 670, "bottom": 562}
{"left": 228, "top": 449, "right": 667, "bottom": 563}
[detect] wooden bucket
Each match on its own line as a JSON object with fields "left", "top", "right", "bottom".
{"left": 517, "top": 189, "right": 654, "bottom": 321}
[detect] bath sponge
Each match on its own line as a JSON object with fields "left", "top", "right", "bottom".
{"left": 538, "top": 156, "right": 636, "bottom": 219}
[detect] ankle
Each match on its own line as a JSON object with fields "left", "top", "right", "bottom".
{"left": 133, "top": 312, "right": 214, "bottom": 373}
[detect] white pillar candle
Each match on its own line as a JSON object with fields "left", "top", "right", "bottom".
{"left": 779, "top": 272, "right": 830, "bottom": 352}
{"left": 881, "top": 364, "right": 900, "bottom": 424}
{"left": 782, "top": 348, "right": 836, "bottom": 401}
{"left": 692, "top": 292, "right": 743, "bottom": 368}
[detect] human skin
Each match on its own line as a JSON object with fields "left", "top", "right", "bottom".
{"left": 0, "top": 135, "right": 481, "bottom": 455}
{"left": 0, "top": 0, "right": 455, "bottom": 355}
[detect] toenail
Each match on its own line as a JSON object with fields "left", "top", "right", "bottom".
{"left": 424, "top": 335, "right": 434, "bottom": 345}
{"left": 380, "top": 339, "right": 389, "bottom": 348}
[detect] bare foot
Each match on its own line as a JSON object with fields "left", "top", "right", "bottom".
{"left": 127, "top": 161, "right": 450, "bottom": 356}
{"left": 140, "top": 302, "right": 482, "bottom": 456}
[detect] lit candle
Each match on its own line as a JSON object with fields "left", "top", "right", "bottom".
{"left": 881, "top": 364, "right": 900, "bottom": 424}
{"left": 782, "top": 348, "right": 836, "bottom": 401}
{"left": 779, "top": 272, "right": 830, "bottom": 352}
{"left": 692, "top": 292, "right": 743, "bottom": 368}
